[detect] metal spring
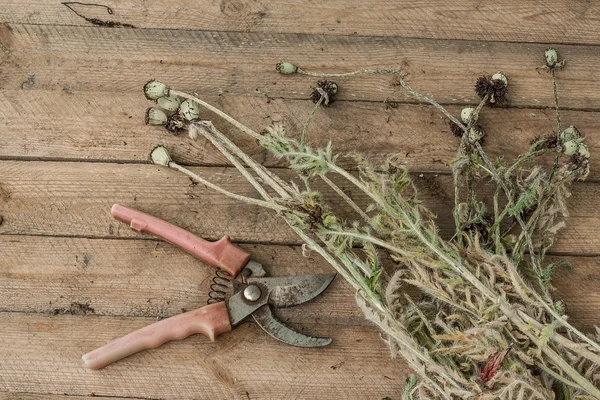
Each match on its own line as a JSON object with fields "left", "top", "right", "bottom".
{"left": 207, "top": 268, "right": 232, "bottom": 304}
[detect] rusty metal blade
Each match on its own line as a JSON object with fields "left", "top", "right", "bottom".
{"left": 248, "top": 273, "right": 336, "bottom": 308}
{"left": 252, "top": 305, "right": 332, "bottom": 347}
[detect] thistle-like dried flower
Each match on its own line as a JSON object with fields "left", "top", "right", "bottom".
{"left": 165, "top": 114, "right": 186, "bottom": 135}
{"left": 449, "top": 120, "right": 463, "bottom": 137}
{"left": 311, "top": 80, "right": 338, "bottom": 106}
{"left": 150, "top": 145, "right": 171, "bottom": 166}
{"left": 475, "top": 74, "right": 508, "bottom": 106}
{"left": 468, "top": 124, "right": 486, "bottom": 144}
{"left": 179, "top": 99, "right": 201, "bottom": 121}
{"left": 145, "top": 107, "right": 168, "bottom": 126}
{"left": 480, "top": 345, "right": 512, "bottom": 386}
{"left": 156, "top": 95, "right": 182, "bottom": 112}
{"left": 276, "top": 61, "right": 297, "bottom": 75}
{"left": 144, "top": 80, "right": 170, "bottom": 100}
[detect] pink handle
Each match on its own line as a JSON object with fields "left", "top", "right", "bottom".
{"left": 111, "top": 204, "right": 251, "bottom": 277}
{"left": 82, "top": 302, "right": 232, "bottom": 370}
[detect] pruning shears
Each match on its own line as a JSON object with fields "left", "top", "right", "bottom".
{"left": 82, "top": 204, "right": 336, "bottom": 370}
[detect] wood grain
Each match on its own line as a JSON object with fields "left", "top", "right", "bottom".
{"left": 1, "top": 1, "right": 599, "bottom": 45}
{"left": 0, "top": 312, "right": 407, "bottom": 399}
{"left": 1, "top": 160, "right": 599, "bottom": 254}
{"left": 0, "top": 235, "right": 597, "bottom": 331}
{"left": 2, "top": 90, "right": 599, "bottom": 178}
{"left": 0, "top": 393, "right": 148, "bottom": 400}
{"left": 0, "top": 235, "right": 366, "bottom": 326}
{"left": 1, "top": 24, "right": 600, "bottom": 109}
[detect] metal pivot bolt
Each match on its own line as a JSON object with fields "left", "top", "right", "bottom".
{"left": 243, "top": 285, "right": 262, "bottom": 302}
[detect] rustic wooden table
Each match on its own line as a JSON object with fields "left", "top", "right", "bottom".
{"left": 1, "top": 1, "right": 599, "bottom": 399}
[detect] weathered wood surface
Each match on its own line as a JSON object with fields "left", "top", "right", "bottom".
{"left": 2, "top": 90, "right": 600, "bottom": 179}
{"left": 1, "top": 1, "right": 599, "bottom": 45}
{"left": 0, "top": 312, "right": 403, "bottom": 399}
{"left": 1, "top": 1, "right": 599, "bottom": 399}
{"left": 0, "top": 161, "right": 599, "bottom": 254}
{"left": 1, "top": 24, "right": 600, "bottom": 110}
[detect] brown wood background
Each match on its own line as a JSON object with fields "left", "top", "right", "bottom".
{"left": 1, "top": 1, "right": 599, "bottom": 399}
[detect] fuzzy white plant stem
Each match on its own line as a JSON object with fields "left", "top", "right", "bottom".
{"left": 191, "top": 121, "right": 294, "bottom": 199}
{"left": 320, "top": 174, "right": 371, "bottom": 223}
{"left": 168, "top": 161, "right": 284, "bottom": 212}
{"left": 170, "top": 90, "right": 262, "bottom": 140}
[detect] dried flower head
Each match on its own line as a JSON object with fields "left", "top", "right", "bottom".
{"left": 166, "top": 114, "right": 186, "bottom": 134}
{"left": 144, "top": 80, "right": 170, "bottom": 100}
{"left": 461, "top": 107, "right": 475, "bottom": 124}
{"left": 150, "top": 145, "right": 171, "bottom": 166}
{"left": 563, "top": 140, "right": 579, "bottom": 156}
{"left": 475, "top": 74, "right": 508, "bottom": 106}
{"left": 560, "top": 126, "right": 581, "bottom": 142}
{"left": 311, "top": 80, "right": 338, "bottom": 106}
{"left": 480, "top": 345, "right": 513, "bottom": 386}
{"left": 449, "top": 120, "right": 464, "bottom": 137}
{"left": 545, "top": 49, "right": 559, "bottom": 68}
{"left": 145, "top": 107, "right": 168, "bottom": 126}
{"left": 179, "top": 99, "right": 201, "bottom": 121}
{"left": 276, "top": 61, "right": 297, "bottom": 75}
{"left": 531, "top": 134, "right": 559, "bottom": 150}
{"left": 156, "top": 95, "right": 182, "bottom": 112}
{"left": 468, "top": 124, "right": 486, "bottom": 144}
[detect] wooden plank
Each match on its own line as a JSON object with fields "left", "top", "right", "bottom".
{"left": 0, "top": 161, "right": 598, "bottom": 254}
{"left": 0, "top": 393, "right": 147, "bottom": 400}
{"left": 0, "top": 312, "right": 408, "bottom": 399}
{"left": 2, "top": 90, "right": 599, "bottom": 178}
{"left": 1, "top": 1, "right": 599, "bottom": 46}
{"left": 0, "top": 235, "right": 366, "bottom": 327}
{"left": 0, "top": 235, "right": 597, "bottom": 331}
{"left": 1, "top": 24, "right": 600, "bottom": 109}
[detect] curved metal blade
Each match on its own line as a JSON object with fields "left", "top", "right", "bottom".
{"left": 248, "top": 273, "right": 336, "bottom": 308}
{"left": 252, "top": 305, "right": 332, "bottom": 347}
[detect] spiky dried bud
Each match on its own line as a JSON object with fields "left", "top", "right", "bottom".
{"left": 311, "top": 80, "right": 339, "bottom": 106}
{"left": 276, "top": 61, "right": 297, "bottom": 74}
{"left": 144, "top": 80, "right": 170, "bottom": 100}
{"left": 179, "top": 99, "right": 201, "bottom": 121}
{"left": 461, "top": 107, "right": 475, "bottom": 124}
{"left": 480, "top": 345, "right": 512, "bottom": 386}
{"left": 150, "top": 145, "right": 171, "bottom": 166}
{"left": 468, "top": 125, "right": 486, "bottom": 143}
{"left": 545, "top": 48, "right": 559, "bottom": 68}
{"left": 449, "top": 120, "right": 464, "bottom": 137}
{"left": 166, "top": 114, "right": 186, "bottom": 134}
{"left": 145, "top": 107, "right": 168, "bottom": 126}
{"left": 475, "top": 75, "right": 508, "bottom": 106}
{"left": 157, "top": 95, "right": 182, "bottom": 112}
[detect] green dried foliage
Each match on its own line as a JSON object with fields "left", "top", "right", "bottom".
{"left": 145, "top": 49, "right": 600, "bottom": 399}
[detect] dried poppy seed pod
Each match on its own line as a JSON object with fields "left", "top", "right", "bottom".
{"left": 276, "top": 61, "right": 297, "bottom": 75}
{"left": 461, "top": 107, "right": 475, "bottom": 124}
{"left": 563, "top": 140, "right": 579, "bottom": 156}
{"left": 150, "top": 145, "right": 171, "bottom": 166}
{"left": 144, "top": 80, "right": 170, "bottom": 100}
{"left": 491, "top": 72, "right": 508, "bottom": 85}
{"left": 545, "top": 48, "right": 559, "bottom": 68}
{"left": 179, "top": 99, "right": 201, "bottom": 121}
{"left": 561, "top": 126, "right": 581, "bottom": 142}
{"left": 157, "top": 95, "right": 181, "bottom": 113}
{"left": 578, "top": 143, "right": 590, "bottom": 159}
{"left": 145, "top": 107, "right": 168, "bottom": 126}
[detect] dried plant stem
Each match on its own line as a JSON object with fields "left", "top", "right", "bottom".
{"left": 191, "top": 121, "right": 294, "bottom": 199}
{"left": 296, "top": 67, "right": 403, "bottom": 78}
{"left": 171, "top": 90, "right": 262, "bottom": 140}
{"left": 168, "top": 161, "right": 284, "bottom": 212}
{"left": 320, "top": 175, "right": 371, "bottom": 223}
{"left": 301, "top": 97, "right": 323, "bottom": 146}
